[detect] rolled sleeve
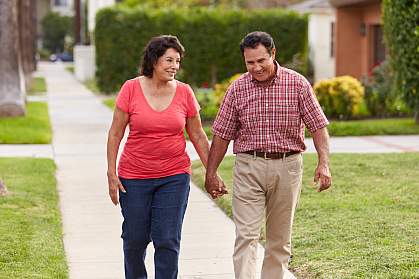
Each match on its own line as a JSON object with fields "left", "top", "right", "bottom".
{"left": 212, "top": 85, "right": 238, "bottom": 140}
{"left": 299, "top": 80, "right": 329, "bottom": 133}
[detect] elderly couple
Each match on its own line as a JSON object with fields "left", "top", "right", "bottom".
{"left": 106, "top": 31, "right": 332, "bottom": 279}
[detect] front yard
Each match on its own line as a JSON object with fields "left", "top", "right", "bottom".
{"left": 191, "top": 153, "right": 419, "bottom": 278}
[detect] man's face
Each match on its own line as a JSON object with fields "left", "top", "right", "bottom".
{"left": 243, "top": 44, "right": 276, "bottom": 82}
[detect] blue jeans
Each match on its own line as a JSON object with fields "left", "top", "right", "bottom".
{"left": 119, "top": 173, "right": 190, "bottom": 279}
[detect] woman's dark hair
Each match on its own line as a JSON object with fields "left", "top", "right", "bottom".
{"left": 140, "top": 35, "right": 185, "bottom": 77}
{"left": 239, "top": 31, "right": 275, "bottom": 56}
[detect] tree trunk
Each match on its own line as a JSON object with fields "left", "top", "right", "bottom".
{"left": 415, "top": 110, "right": 419, "bottom": 125}
{"left": 18, "top": 0, "right": 37, "bottom": 89}
{"left": 74, "top": 0, "right": 82, "bottom": 44}
{"left": 0, "top": 0, "right": 26, "bottom": 117}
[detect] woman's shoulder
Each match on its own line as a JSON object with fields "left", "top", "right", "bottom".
{"left": 175, "top": 80, "right": 193, "bottom": 94}
{"left": 126, "top": 77, "right": 140, "bottom": 86}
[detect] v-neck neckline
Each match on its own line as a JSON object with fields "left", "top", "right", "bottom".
{"left": 137, "top": 77, "right": 178, "bottom": 113}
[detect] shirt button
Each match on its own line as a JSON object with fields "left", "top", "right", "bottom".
{"left": 267, "top": 135, "right": 270, "bottom": 138}
{"left": 266, "top": 104, "right": 268, "bottom": 107}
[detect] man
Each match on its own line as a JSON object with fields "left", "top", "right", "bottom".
{"left": 205, "top": 31, "right": 332, "bottom": 279}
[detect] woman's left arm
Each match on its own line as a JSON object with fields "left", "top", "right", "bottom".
{"left": 186, "top": 115, "right": 227, "bottom": 197}
{"left": 185, "top": 114, "right": 210, "bottom": 168}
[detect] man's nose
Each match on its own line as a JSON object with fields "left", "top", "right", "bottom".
{"left": 254, "top": 64, "right": 262, "bottom": 72}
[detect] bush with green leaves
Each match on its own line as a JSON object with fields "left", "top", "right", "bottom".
{"left": 363, "top": 61, "right": 410, "bottom": 117}
{"left": 95, "top": 7, "right": 307, "bottom": 94}
{"left": 195, "top": 89, "right": 218, "bottom": 121}
{"left": 383, "top": 0, "right": 419, "bottom": 123}
{"left": 314, "top": 76, "right": 364, "bottom": 119}
{"left": 213, "top": 73, "right": 242, "bottom": 107}
{"left": 41, "top": 12, "right": 73, "bottom": 53}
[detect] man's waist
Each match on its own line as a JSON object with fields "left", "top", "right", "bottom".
{"left": 242, "top": 150, "right": 300, "bottom": 160}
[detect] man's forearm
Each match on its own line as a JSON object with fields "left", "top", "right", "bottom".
{"left": 311, "top": 127, "right": 330, "bottom": 165}
{"left": 206, "top": 135, "right": 230, "bottom": 177}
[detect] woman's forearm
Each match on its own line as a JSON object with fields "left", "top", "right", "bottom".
{"left": 189, "top": 129, "right": 211, "bottom": 169}
{"left": 107, "top": 133, "right": 123, "bottom": 176}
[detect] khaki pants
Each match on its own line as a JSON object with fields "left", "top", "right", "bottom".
{"left": 232, "top": 152, "right": 303, "bottom": 279}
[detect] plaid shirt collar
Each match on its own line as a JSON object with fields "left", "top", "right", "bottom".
{"left": 249, "top": 61, "right": 281, "bottom": 86}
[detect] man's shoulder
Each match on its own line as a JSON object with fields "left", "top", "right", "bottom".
{"left": 279, "top": 66, "right": 310, "bottom": 87}
{"left": 233, "top": 72, "right": 252, "bottom": 85}
{"left": 229, "top": 72, "right": 252, "bottom": 91}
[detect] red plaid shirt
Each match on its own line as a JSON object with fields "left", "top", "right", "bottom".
{"left": 212, "top": 62, "right": 329, "bottom": 153}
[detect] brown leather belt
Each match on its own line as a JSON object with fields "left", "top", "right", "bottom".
{"left": 242, "top": 150, "right": 300, "bottom": 160}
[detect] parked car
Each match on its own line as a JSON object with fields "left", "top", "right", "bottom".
{"left": 49, "top": 52, "right": 73, "bottom": 62}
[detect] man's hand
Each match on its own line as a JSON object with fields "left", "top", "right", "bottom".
{"left": 205, "top": 174, "right": 228, "bottom": 199}
{"left": 107, "top": 173, "right": 126, "bottom": 205}
{"left": 314, "top": 163, "right": 332, "bottom": 192}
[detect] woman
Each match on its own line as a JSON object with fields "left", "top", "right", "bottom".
{"left": 106, "top": 35, "right": 226, "bottom": 279}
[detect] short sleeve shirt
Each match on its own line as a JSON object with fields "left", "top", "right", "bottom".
{"left": 212, "top": 62, "right": 329, "bottom": 153}
{"left": 116, "top": 78, "right": 200, "bottom": 179}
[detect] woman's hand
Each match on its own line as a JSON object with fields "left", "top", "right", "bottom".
{"left": 107, "top": 173, "right": 126, "bottom": 205}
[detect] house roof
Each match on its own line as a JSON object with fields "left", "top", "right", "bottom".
{"left": 288, "top": 0, "right": 333, "bottom": 13}
{"left": 329, "top": 0, "right": 380, "bottom": 7}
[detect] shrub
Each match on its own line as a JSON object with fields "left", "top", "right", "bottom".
{"left": 363, "top": 61, "right": 410, "bottom": 117}
{"left": 95, "top": 7, "right": 308, "bottom": 93}
{"left": 195, "top": 89, "right": 218, "bottom": 121}
{"left": 314, "top": 76, "right": 364, "bottom": 119}
{"left": 213, "top": 73, "right": 242, "bottom": 107}
{"left": 41, "top": 12, "right": 73, "bottom": 53}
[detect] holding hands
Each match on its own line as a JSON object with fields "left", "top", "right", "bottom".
{"left": 205, "top": 173, "right": 228, "bottom": 199}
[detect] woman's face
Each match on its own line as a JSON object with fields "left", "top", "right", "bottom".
{"left": 153, "top": 48, "right": 181, "bottom": 81}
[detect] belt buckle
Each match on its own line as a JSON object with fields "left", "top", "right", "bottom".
{"left": 263, "top": 152, "right": 271, "bottom": 160}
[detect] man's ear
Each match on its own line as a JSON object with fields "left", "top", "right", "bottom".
{"left": 271, "top": 47, "right": 276, "bottom": 59}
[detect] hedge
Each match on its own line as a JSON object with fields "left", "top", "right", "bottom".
{"left": 95, "top": 7, "right": 308, "bottom": 93}
{"left": 41, "top": 12, "right": 73, "bottom": 53}
{"left": 383, "top": 1, "right": 419, "bottom": 122}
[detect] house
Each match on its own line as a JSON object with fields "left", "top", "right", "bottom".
{"left": 289, "top": 0, "right": 336, "bottom": 82}
{"left": 330, "top": 0, "right": 384, "bottom": 79}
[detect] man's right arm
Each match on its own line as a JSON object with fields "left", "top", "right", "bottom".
{"left": 205, "top": 135, "right": 230, "bottom": 198}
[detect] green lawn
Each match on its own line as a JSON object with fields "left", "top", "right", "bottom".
{"left": 65, "top": 65, "right": 74, "bottom": 74}
{"left": 28, "top": 77, "right": 47, "bottom": 95}
{"left": 84, "top": 79, "right": 101, "bottom": 94}
{"left": 0, "top": 158, "right": 68, "bottom": 278}
{"left": 0, "top": 102, "right": 52, "bottom": 144}
{"left": 191, "top": 153, "right": 419, "bottom": 278}
{"left": 103, "top": 98, "right": 116, "bottom": 110}
{"left": 326, "top": 118, "right": 419, "bottom": 136}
